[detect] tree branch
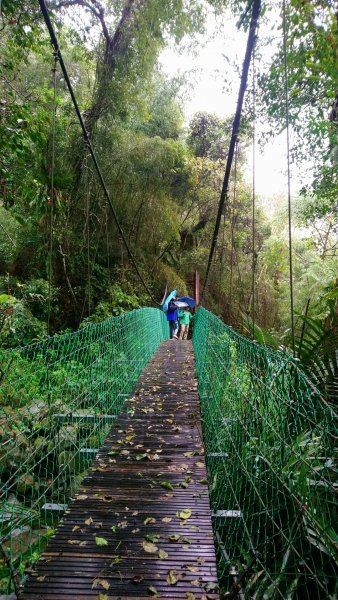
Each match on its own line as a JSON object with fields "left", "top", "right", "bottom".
{"left": 49, "top": 0, "right": 110, "bottom": 44}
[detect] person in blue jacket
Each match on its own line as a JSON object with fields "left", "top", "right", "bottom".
{"left": 166, "top": 296, "right": 179, "bottom": 339}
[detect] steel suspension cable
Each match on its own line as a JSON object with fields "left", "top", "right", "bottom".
{"left": 85, "top": 148, "right": 91, "bottom": 316}
{"left": 201, "top": 0, "right": 261, "bottom": 302}
{"left": 251, "top": 48, "right": 256, "bottom": 338}
{"left": 105, "top": 205, "right": 112, "bottom": 302}
{"left": 282, "top": 0, "right": 296, "bottom": 354}
{"left": 218, "top": 212, "right": 226, "bottom": 315}
{"left": 229, "top": 139, "right": 239, "bottom": 326}
{"left": 47, "top": 55, "right": 58, "bottom": 335}
{"left": 38, "top": 0, "right": 161, "bottom": 306}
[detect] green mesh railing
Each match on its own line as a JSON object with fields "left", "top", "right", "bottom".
{"left": 193, "top": 308, "right": 337, "bottom": 600}
{"left": 0, "top": 307, "right": 168, "bottom": 592}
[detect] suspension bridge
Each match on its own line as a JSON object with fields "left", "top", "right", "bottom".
{"left": 0, "top": 0, "right": 337, "bottom": 598}
{"left": 0, "top": 308, "right": 336, "bottom": 598}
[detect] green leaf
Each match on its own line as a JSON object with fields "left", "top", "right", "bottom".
{"left": 95, "top": 536, "right": 108, "bottom": 546}
{"left": 160, "top": 481, "right": 173, "bottom": 490}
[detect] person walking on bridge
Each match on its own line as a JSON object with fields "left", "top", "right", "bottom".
{"left": 179, "top": 308, "right": 193, "bottom": 340}
{"left": 167, "top": 296, "right": 179, "bottom": 339}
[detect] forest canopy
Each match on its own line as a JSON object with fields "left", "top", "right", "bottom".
{"left": 0, "top": 0, "right": 337, "bottom": 366}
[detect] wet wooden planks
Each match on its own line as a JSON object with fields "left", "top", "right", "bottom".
{"left": 21, "top": 340, "right": 219, "bottom": 600}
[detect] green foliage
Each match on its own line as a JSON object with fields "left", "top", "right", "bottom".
{"left": 193, "top": 307, "right": 337, "bottom": 598}
{"left": 256, "top": 0, "right": 338, "bottom": 215}
{"left": 187, "top": 112, "right": 232, "bottom": 160}
{"left": 0, "top": 308, "right": 168, "bottom": 590}
{"left": 132, "top": 71, "right": 184, "bottom": 139}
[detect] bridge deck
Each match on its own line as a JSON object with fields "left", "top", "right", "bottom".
{"left": 21, "top": 340, "right": 219, "bottom": 599}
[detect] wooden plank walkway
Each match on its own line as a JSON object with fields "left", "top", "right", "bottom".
{"left": 21, "top": 340, "right": 219, "bottom": 600}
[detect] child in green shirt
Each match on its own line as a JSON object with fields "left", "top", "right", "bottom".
{"left": 178, "top": 308, "right": 193, "bottom": 340}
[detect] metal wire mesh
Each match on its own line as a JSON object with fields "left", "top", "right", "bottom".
{"left": 0, "top": 308, "right": 168, "bottom": 591}
{"left": 193, "top": 307, "right": 337, "bottom": 600}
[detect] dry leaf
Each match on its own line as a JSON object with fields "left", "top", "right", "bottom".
{"left": 158, "top": 549, "right": 168, "bottom": 559}
{"left": 142, "top": 541, "right": 158, "bottom": 553}
{"left": 168, "top": 534, "right": 180, "bottom": 542}
{"left": 92, "top": 578, "right": 110, "bottom": 590}
{"left": 85, "top": 517, "right": 93, "bottom": 526}
{"left": 162, "top": 517, "right": 172, "bottom": 523}
{"left": 177, "top": 509, "right": 192, "bottom": 520}
{"left": 167, "top": 570, "right": 181, "bottom": 585}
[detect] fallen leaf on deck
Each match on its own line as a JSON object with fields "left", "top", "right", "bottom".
{"left": 158, "top": 549, "right": 168, "bottom": 559}
{"left": 167, "top": 570, "right": 181, "bottom": 585}
{"left": 95, "top": 537, "right": 108, "bottom": 546}
{"left": 136, "top": 453, "right": 147, "bottom": 460}
{"left": 177, "top": 509, "right": 192, "bottom": 520}
{"left": 148, "top": 585, "right": 158, "bottom": 596}
{"left": 160, "top": 481, "right": 173, "bottom": 490}
{"left": 117, "top": 520, "right": 128, "bottom": 529}
{"left": 145, "top": 534, "right": 160, "bottom": 543}
{"left": 168, "top": 534, "right": 180, "bottom": 542}
{"left": 142, "top": 541, "right": 158, "bottom": 553}
{"left": 92, "top": 578, "right": 110, "bottom": 590}
{"left": 85, "top": 517, "right": 93, "bottom": 526}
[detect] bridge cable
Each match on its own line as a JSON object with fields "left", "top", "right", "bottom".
{"left": 282, "top": 0, "right": 296, "bottom": 354}
{"left": 251, "top": 46, "right": 256, "bottom": 338}
{"left": 106, "top": 206, "right": 112, "bottom": 302}
{"left": 38, "top": 0, "right": 162, "bottom": 306}
{"left": 85, "top": 149, "right": 91, "bottom": 316}
{"left": 217, "top": 212, "right": 226, "bottom": 315}
{"left": 229, "top": 138, "right": 239, "bottom": 325}
{"left": 47, "top": 54, "right": 58, "bottom": 335}
{"left": 201, "top": 0, "right": 261, "bottom": 302}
